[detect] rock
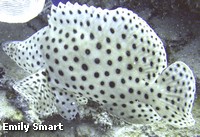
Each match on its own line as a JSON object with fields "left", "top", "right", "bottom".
{"left": 186, "top": 0, "right": 200, "bottom": 14}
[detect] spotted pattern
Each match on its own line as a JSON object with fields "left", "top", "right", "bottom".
{"left": 13, "top": 69, "right": 57, "bottom": 118}
{"left": 153, "top": 61, "right": 196, "bottom": 127}
{"left": 75, "top": 94, "right": 88, "bottom": 105}
{"left": 2, "top": 27, "right": 48, "bottom": 74}
{"left": 52, "top": 87, "right": 78, "bottom": 120}
{"left": 3, "top": 2, "right": 196, "bottom": 128}
{"left": 45, "top": 2, "right": 168, "bottom": 124}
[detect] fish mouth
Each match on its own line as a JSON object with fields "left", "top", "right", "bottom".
{"left": 1, "top": 41, "right": 19, "bottom": 53}
{"left": 1, "top": 41, "right": 11, "bottom": 51}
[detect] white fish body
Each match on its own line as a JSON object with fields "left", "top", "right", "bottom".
{"left": 2, "top": 2, "right": 196, "bottom": 128}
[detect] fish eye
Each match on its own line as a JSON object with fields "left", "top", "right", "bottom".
{"left": 10, "top": 46, "right": 14, "bottom": 51}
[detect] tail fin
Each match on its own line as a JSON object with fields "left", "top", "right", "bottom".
{"left": 153, "top": 61, "right": 196, "bottom": 128}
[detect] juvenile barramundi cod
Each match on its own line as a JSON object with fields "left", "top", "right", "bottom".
{"left": 2, "top": 2, "right": 196, "bottom": 128}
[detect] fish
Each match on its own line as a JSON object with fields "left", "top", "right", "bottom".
{"left": 2, "top": 2, "right": 196, "bottom": 128}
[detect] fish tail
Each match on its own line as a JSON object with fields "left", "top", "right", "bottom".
{"left": 152, "top": 61, "right": 196, "bottom": 127}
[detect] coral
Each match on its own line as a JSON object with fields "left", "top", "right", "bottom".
{"left": 93, "top": 112, "right": 113, "bottom": 130}
{"left": 0, "top": 90, "right": 23, "bottom": 121}
{"left": 0, "top": 67, "right": 5, "bottom": 79}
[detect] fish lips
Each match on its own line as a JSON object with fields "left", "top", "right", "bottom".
{"left": 1, "top": 41, "right": 11, "bottom": 50}
{"left": 1, "top": 41, "right": 19, "bottom": 54}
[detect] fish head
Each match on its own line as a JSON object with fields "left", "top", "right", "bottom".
{"left": 2, "top": 41, "right": 19, "bottom": 60}
{"left": 2, "top": 27, "right": 48, "bottom": 73}
{"left": 2, "top": 40, "right": 35, "bottom": 73}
